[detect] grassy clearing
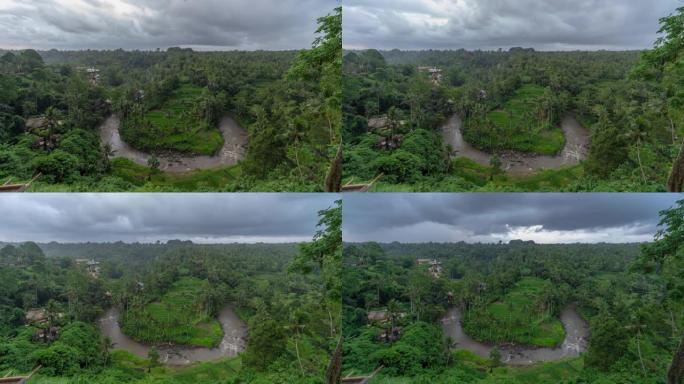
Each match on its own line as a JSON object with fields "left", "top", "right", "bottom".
{"left": 122, "top": 277, "right": 223, "bottom": 348}
{"left": 27, "top": 354, "right": 244, "bottom": 384}
{"left": 363, "top": 159, "right": 583, "bottom": 192}
{"left": 110, "top": 157, "right": 242, "bottom": 191}
{"left": 487, "top": 85, "right": 565, "bottom": 155}
{"left": 450, "top": 158, "right": 584, "bottom": 192}
{"left": 367, "top": 353, "right": 583, "bottom": 384}
{"left": 478, "top": 358, "right": 583, "bottom": 384}
{"left": 451, "top": 157, "right": 491, "bottom": 187}
{"left": 506, "top": 165, "right": 584, "bottom": 191}
{"left": 463, "top": 277, "right": 565, "bottom": 348}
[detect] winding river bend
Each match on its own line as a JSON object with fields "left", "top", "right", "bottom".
{"left": 441, "top": 305, "right": 588, "bottom": 365}
{"left": 99, "top": 115, "right": 248, "bottom": 173}
{"left": 99, "top": 306, "right": 247, "bottom": 366}
{"left": 442, "top": 114, "right": 590, "bottom": 175}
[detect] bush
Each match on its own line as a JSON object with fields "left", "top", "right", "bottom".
{"left": 58, "top": 322, "right": 106, "bottom": 368}
{"left": 32, "top": 150, "right": 80, "bottom": 183}
{"left": 401, "top": 129, "right": 447, "bottom": 176}
{"left": 372, "top": 322, "right": 447, "bottom": 376}
{"left": 32, "top": 343, "right": 80, "bottom": 376}
{"left": 58, "top": 129, "right": 106, "bottom": 175}
{"left": 372, "top": 150, "right": 422, "bottom": 184}
{"left": 242, "top": 313, "right": 287, "bottom": 371}
{"left": 0, "top": 147, "right": 23, "bottom": 179}
{"left": 0, "top": 329, "right": 40, "bottom": 372}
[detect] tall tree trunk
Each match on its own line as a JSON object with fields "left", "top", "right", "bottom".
{"left": 667, "top": 138, "right": 684, "bottom": 192}
{"left": 294, "top": 141, "right": 304, "bottom": 181}
{"left": 328, "top": 309, "right": 335, "bottom": 338}
{"left": 637, "top": 330, "right": 646, "bottom": 376}
{"left": 325, "top": 337, "right": 342, "bottom": 384}
{"left": 672, "top": 310, "right": 678, "bottom": 340}
{"left": 668, "top": 330, "right": 684, "bottom": 384}
{"left": 637, "top": 140, "right": 647, "bottom": 184}
{"left": 324, "top": 144, "right": 342, "bottom": 193}
{"left": 295, "top": 337, "right": 305, "bottom": 376}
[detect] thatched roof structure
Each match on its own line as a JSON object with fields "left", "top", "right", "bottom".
{"left": 25, "top": 308, "right": 47, "bottom": 324}
{"left": 367, "top": 310, "right": 388, "bottom": 323}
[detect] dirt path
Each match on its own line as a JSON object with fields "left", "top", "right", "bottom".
{"left": 99, "top": 115, "right": 248, "bottom": 173}
{"left": 442, "top": 114, "right": 589, "bottom": 175}
{"left": 441, "top": 305, "right": 589, "bottom": 365}
{"left": 99, "top": 306, "right": 247, "bottom": 366}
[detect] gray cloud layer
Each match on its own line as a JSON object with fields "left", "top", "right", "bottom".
{"left": 0, "top": 0, "right": 338, "bottom": 50}
{"left": 344, "top": 0, "right": 683, "bottom": 50}
{"left": 343, "top": 194, "right": 682, "bottom": 244}
{"left": 0, "top": 194, "right": 338, "bottom": 243}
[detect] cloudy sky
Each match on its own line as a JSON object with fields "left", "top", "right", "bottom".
{"left": 0, "top": 0, "right": 338, "bottom": 50}
{"left": 0, "top": 194, "right": 338, "bottom": 243}
{"left": 344, "top": 194, "right": 682, "bottom": 244}
{"left": 344, "top": 0, "right": 683, "bottom": 51}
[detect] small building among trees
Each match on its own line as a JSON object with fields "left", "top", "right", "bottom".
{"left": 24, "top": 308, "right": 47, "bottom": 325}
{"left": 367, "top": 310, "right": 389, "bottom": 324}
{"left": 417, "top": 259, "right": 443, "bottom": 278}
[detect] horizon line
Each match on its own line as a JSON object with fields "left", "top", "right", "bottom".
{"left": 342, "top": 47, "right": 649, "bottom": 53}
{"left": 343, "top": 241, "right": 649, "bottom": 245}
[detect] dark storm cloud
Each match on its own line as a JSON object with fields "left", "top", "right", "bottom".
{"left": 343, "top": 194, "right": 682, "bottom": 243}
{"left": 0, "top": 194, "right": 338, "bottom": 243}
{"left": 0, "top": 0, "right": 338, "bottom": 50}
{"left": 343, "top": 0, "right": 684, "bottom": 51}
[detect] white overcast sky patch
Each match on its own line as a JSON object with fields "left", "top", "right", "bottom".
{"left": 0, "top": 0, "right": 339, "bottom": 50}
{"left": 0, "top": 193, "right": 339, "bottom": 243}
{"left": 343, "top": 194, "right": 681, "bottom": 244}
{"left": 343, "top": 0, "right": 683, "bottom": 50}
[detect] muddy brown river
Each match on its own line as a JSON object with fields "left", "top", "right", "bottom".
{"left": 99, "top": 306, "right": 247, "bottom": 365}
{"left": 442, "top": 114, "right": 589, "bottom": 175}
{"left": 441, "top": 305, "right": 588, "bottom": 365}
{"left": 99, "top": 115, "right": 248, "bottom": 173}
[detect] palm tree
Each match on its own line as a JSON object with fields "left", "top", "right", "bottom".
{"left": 147, "top": 155, "right": 160, "bottom": 180}
{"left": 286, "top": 308, "right": 309, "bottom": 376}
{"left": 45, "top": 299, "right": 59, "bottom": 329}
{"left": 369, "top": 81, "right": 383, "bottom": 116}
{"left": 386, "top": 299, "right": 401, "bottom": 343}
{"left": 101, "top": 143, "right": 115, "bottom": 171}
{"left": 102, "top": 336, "right": 114, "bottom": 366}
{"left": 277, "top": 118, "right": 306, "bottom": 180}
{"left": 43, "top": 106, "right": 59, "bottom": 151}
{"left": 622, "top": 117, "right": 649, "bottom": 184}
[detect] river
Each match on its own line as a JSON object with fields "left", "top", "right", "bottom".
{"left": 442, "top": 114, "right": 589, "bottom": 175}
{"left": 99, "top": 115, "right": 248, "bottom": 173}
{"left": 99, "top": 306, "right": 247, "bottom": 366}
{"left": 441, "top": 305, "right": 589, "bottom": 365}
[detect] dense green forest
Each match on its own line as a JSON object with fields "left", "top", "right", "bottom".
{"left": 343, "top": 7, "right": 684, "bottom": 192}
{"left": 0, "top": 8, "right": 341, "bottom": 192}
{"left": 0, "top": 201, "right": 342, "bottom": 383}
{"left": 342, "top": 200, "right": 684, "bottom": 383}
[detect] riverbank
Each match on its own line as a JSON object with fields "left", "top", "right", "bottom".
{"left": 442, "top": 114, "right": 589, "bottom": 176}
{"left": 441, "top": 305, "right": 589, "bottom": 365}
{"left": 100, "top": 114, "right": 248, "bottom": 174}
{"left": 99, "top": 306, "right": 247, "bottom": 366}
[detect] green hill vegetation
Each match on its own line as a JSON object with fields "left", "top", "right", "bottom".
{"left": 121, "top": 277, "right": 223, "bottom": 348}
{"left": 465, "top": 84, "right": 565, "bottom": 155}
{"left": 462, "top": 277, "right": 565, "bottom": 348}
{"left": 122, "top": 84, "right": 224, "bottom": 155}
